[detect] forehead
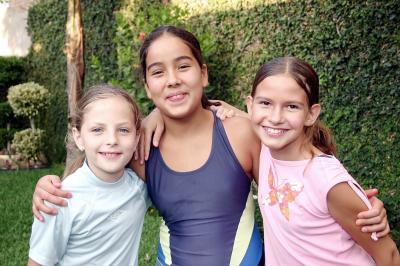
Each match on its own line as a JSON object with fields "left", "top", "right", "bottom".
{"left": 84, "top": 96, "right": 134, "bottom": 116}
{"left": 146, "top": 34, "right": 194, "bottom": 64}
{"left": 256, "top": 74, "right": 307, "bottom": 99}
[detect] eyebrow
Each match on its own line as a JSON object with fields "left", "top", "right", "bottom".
{"left": 254, "top": 96, "right": 305, "bottom": 105}
{"left": 147, "top": 56, "right": 194, "bottom": 71}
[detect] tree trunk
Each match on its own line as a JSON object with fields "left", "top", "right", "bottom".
{"left": 65, "top": 0, "right": 84, "bottom": 171}
{"left": 30, "top": 117, "right": 35, "bottom": 131}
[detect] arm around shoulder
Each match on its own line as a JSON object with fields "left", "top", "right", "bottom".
{"left": 327, "top": 182, "right": 400, "bottom": 266}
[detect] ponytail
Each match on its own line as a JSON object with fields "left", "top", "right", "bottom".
{"left": 305, "top": 120, "right": 336, "bottom": 157}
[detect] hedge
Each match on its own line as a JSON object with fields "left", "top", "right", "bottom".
{"left": 26, "top": 0, "right": 399, "bottom": 243}
{"left": 26, "top": 0, "right": 121, "bottom": 162}
{"left": 0, "top": 56, "right": 26, "bottom": 101}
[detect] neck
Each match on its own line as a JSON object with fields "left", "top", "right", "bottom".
{"left": 270, "top": 141, "right": 321, "bottom": 161}
{"left": 162, "top": 107, "right": 213, "bottom": 139}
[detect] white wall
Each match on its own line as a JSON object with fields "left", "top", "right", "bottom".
{"left": 0, "top": 0, "right": 36, "bottom": 57}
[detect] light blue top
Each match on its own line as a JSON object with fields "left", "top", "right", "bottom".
{"left": 29, "top": 162, "right": 151, "bottom": 266}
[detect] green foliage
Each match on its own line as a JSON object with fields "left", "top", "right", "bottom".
{"left": 7, "top": 82, "right": 49, "bottom": 121}
{"left": 26, "top": 0, "right": 121, "bottom": 163}
{"left": 113, "top": 0, "right": 188, "bottom": 113}
{"left": 11, "top": 128, "right": 45, "bottom": 162}
{"left": 26, "top": 0, "right": 399, "bottom": 244}
{"left": 0, "top": 128, "right": 16, "bottom": 150}
{"left": 0, "top": 56, "right": 26, "bottom": 101}
{"left": 0, "top": 101, "right": 13, "bottom": 127}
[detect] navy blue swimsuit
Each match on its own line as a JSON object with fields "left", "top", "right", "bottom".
{"left": 146, "top": 112, "right": 262, "bottom": 265}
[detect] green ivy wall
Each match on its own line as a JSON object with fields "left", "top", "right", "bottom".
{"left": 26, "top": 0, "right": 399, "bottom": 243}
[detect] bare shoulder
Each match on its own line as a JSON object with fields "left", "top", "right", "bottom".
{"left": 221, "top": 115, "right": 255, "bottom": 139}
{"left": 221, "top": 115, "right": 260, "bottom": 178}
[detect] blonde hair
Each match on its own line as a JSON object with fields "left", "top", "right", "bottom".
{"left": 63, "top": 84, "right": 141, "bottom": 178}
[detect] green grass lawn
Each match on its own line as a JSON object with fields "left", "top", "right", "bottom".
{"left": 0, "top": 166, "right": 159, "bottom": 266}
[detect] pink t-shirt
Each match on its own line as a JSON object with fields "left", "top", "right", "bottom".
{"left": 258, "top": 145, "right": 376, "bottom": 265}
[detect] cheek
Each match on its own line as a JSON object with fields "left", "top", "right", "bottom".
{"left": 250, "top": 107, "right": 267, "bottom": 124}
{"left": 289, "top": 114, "right": 308, "bottom": 129}
{"left": 146, "top": 79, "right": 163, "bottom": 94}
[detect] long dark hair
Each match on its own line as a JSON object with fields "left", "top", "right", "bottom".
{"left": 251, "top": 56, "right": 336, "bottom": 156}
{"left": 64, "top": 84, "right": 141, "bottom": 178}
{"left": 139, "top": 25, "right": 218, "bottom": 108}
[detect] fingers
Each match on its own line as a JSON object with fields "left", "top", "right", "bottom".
{"left": 152, "top": 121, "right": 164, "bottom": 148}
{"left": 32, "top": 175, "right": 71, "bottom": 219}
{"left": 32, "top": 201, "right": 43, "bottom": 222}
{"left": 356, "top": 195, "right": 389, "bottom": 236}
{"left": 376, "top": 222, "right": 391, "bottom": 238}
{"left": 364, "top": 188, "right": 378, "bottom": 198}
{"left": 137, "top": 129, "right": 145, "bottom": 164}
{"left": 209, "top": 104, "right": 218, "bottom": 112}
{"left": 43, "top": 176, "right": 72, "bottom": 199}
{"left": 215, "top": 107, "right": 236, "bottom": 120}
{"left": 33, "top": 188, "right": 59, "bottom": 215}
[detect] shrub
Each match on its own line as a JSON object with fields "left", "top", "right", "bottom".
{"left": 0, "top": 56, "right": 26, "bottom": 101}
{"left": 0, "top": 101, "right": 13, "bottom": 127}
{"left": 11, "top": 128, "right": 45, "bottom": 163}
{"left": 0, "top": 128, "right": 17, "bottom": 151}
{"left": 7, "top": 82, "right": 49, "bottom": 129}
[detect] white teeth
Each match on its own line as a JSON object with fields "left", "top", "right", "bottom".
{"left": 266, "top": 128, "right": 285, "bottom": 135}
{"left": 101, "top": 153, "right": 120, "bottom": 158}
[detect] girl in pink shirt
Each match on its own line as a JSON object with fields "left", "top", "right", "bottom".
{"left": 246, "top": 56, "right": 399, "bottom": 265}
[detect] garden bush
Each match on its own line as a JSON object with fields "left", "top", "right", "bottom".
{"left": 0, "top": 56, "right": 26, "bottom": 101}
{"left": 11, "top": 128, "right": 45, "bottom": 163}
{"left": 26, "top": 0, "right": 400, "bottom": 244}
{"left": 7, "top": 82, "right": 49, "bottom": 130}
{"left": 0, "top": 100, "right": 27, "bottom": 151}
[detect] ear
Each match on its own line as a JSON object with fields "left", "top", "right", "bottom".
{"left": 246, "top": 95, "right": 254, "bottom": 116}
{"left": 305, "top": 104, "right": 321, "bottom": 126}
{"left": 201, "top": 64, "right": 209, "bottom": 87}
{"left": 72, "top": 127, "right": 84, "bottom": 151}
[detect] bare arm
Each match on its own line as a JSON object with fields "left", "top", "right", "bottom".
{"left": 32, "top": 175, "right": 71, "bottom": 221}
{"left": 28, "top": 258, "right": 41, "bottom": 266}
{"left": 327, "top": 183, "right": 400, "bottom": 265}
{"left": 133, "top": 108, "right": 165, "bottom": 164}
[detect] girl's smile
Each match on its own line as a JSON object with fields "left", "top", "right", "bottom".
{"left": 144, "top": 34, "right": 208, "bottom": 119}
{"left": 73, "top": 96, "right": 138, "bottom": 182}
{"left": 247, "top": 74, "right": 320, "bottom": 161}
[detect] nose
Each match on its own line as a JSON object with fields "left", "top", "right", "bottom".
{"left": 268, "top": 106, "right": 283, "bottom": 124}
{"left": 106, "top": 131, "right": 118, "bottom": 145}
{"left": 166, "top": 70, "right": 181, "bottom": 87}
